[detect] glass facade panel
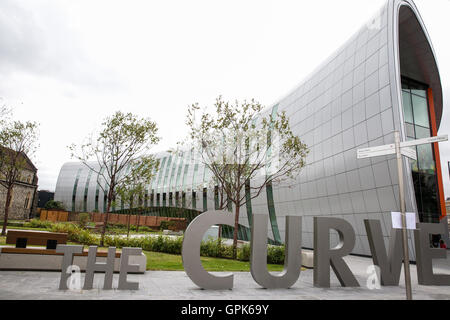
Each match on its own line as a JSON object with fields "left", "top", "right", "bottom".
{"left": 411, "top": 88, "right": 427, "bottom": 98}
{"left": 214, "top": 186, "right": 219, "bottom": 210}
{"left": 245, "top": 180, "right": 253, "bottom": 226}
{"left": 401, "top": 77, "right": 440, "bottom": 223}
{"left": 411, "top": 95, "right": 430, "bottom": 128}
{"left": 405, "top": 123, "right": 415, "bottom": 139}
{"left": 415, "top": 125, "right": 430, "bottom": 139}
{"left": 83, "top": 169, "right": 93, "bottom": 212}
{"left": 402, "top": 90, "right": 414, "bottom": 124}
{"left": 202, "top": 188, "right": 207, "bottom": 212}
{"left": 72, "top": 168, "right": 82, "bottom": 212}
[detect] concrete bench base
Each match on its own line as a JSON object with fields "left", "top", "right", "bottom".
{"left": 0, "top": 248, "right": 146, "bottom": 273}
{"left": 302, "top": 249, "right": 314, "bottom": 268}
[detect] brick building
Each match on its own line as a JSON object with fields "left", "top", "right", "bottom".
{"left": 0, "top": 147, "right": 38, "bottom": 220}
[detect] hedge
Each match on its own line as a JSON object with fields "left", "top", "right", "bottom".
{"left": 15, "top": 219, "right": 287, "bottom": 264}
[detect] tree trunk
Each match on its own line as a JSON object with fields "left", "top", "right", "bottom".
{"left": 136, "top": 214, "right": 140, "bottom": 232}
{"left": 100, "top": 196, "right": 112, "bottom": 247}
{"left": 1, "top": 186, "right": 13, "bottom": 236}
{"left": 127, "top": 213, "right": 131, "bottom": 238}
{"left": 232, "top": 204, "right": 240, "bottom": 259}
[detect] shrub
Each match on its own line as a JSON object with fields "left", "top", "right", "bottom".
{"left": 267, "top": 245, "right": 285, "bottom": 264}
{"left": 104, "top": 234, "right": 183, "bottom": 255}
{"left": 50, "top": 223, "right": 98, "bottom": 246}
{"left": 137, "top": 226, "right": 152, "bottom": 233}
{"left": 25, "top": 219, "right": 53, "bottom": 229}
{"left": 44, "top": 200, "right": 66, "bottom": 210}
{"left": 160, "top": 220, "right": 175, "bottom": 231}
{"left": 78, "top": 213, "right": 90, "bottom": 229}
{"left": 199, "top": 238, "right": 236, "bottom": 259}
{"left": 237, "top": 244, "right": 251, "bottom": 262}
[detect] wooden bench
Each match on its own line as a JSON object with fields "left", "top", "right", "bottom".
{"left": 0, "top": 247, "right": 146, "bottom": 273}
{"left": 1, "top": 230, "right": 146, "bottom": 273}
{"left": 0, "top": 247, "right": 121, "bottom": 258}
{"left": 6, "top": 230, "right": 67, "bottom": 250}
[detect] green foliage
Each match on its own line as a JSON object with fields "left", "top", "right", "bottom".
{"left": 13, "top": 217, "right": 287, "bottom": 265}
{"left": 50, "top": 223, "right": 98, "bottom": 245}
{"left": 184, "top": 96, "right": 309, "bottom": 258}
{"left": 44, "top": 200, "right": 66, "bottom": 210}
{"left": 267, "top": 245, "right": 285, "bottom": 264}
{"left": 104, "top": 223, "right": 154, "bottom": 234}
{"left": 137, "top": 226, "right": 152, "bottom": 232}
{"left": 0, "top": 119, "right": 40, "bottom": 235}
{"left": 25, "top": 219, "right": 53, "bottom": 229}
{"left": 104, "top": 235, "right": 183, "bottom": 255}
{"left": 78, "top": 212, "right": 90, "bottom": 228}
{"left": 68, "top": 111, "right": 161, "bottom": 245}
{"left": 237, "top": 243, "right": 251, "bottom": 261}
{"left": 159, "top": 220, "right": 175, "bottom": 230}
{"left": 235, "top": 243, "right": 285, "bottom": 264}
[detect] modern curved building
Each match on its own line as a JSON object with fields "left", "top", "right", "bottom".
{"left": 55, "top": 0, "right": 447, "bottom": 258}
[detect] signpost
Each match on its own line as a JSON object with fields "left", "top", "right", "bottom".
{"left": 357, "top": 132, "right": 448, "bottom": 300}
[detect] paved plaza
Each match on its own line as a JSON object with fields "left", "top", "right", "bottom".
{"left": 0, "top": 254, "right": 449, "bottom": 300}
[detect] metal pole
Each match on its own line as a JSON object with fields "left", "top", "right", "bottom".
{"left": 394, "top": 131, "right": 413, "bottom": 300}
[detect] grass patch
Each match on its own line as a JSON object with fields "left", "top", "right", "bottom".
{"left": 1, "top": 226, "right": 50, "bottom": 232}
{"left": 0, "top": 232, "right": 307, "bottom": 272}
{"left": 144, "top": 251, "right": 289, "bottom": 272}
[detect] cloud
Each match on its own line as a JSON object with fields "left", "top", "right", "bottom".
{"left": 0, "top": 0, "right": 125, "bottom": 92}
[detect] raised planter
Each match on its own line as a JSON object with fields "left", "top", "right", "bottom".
{"left": 0, "top": 247, "right": 146, "bottom": 273}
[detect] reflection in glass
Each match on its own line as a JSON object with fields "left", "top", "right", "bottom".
{"left": 402, "top": 91, "right": 414, "bottom": 124}
{"left": 411, "top": 95, "right": 430, "bottom": 128}
{"left": 401, "top": 77, "right": 440, "bottom": 223}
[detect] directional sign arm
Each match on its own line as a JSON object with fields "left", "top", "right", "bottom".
{"left": 400, "top": 135, "right": 448, "bottom": 148}
{"left": 400, "top": 147, "right": 417, "bottom": 161}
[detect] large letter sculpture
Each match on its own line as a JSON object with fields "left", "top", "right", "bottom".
{"left": 364, "top": 219, "right": 403, "bottom": 285}
{"left": 118, "top": 247, "right": 142, "bottom": 290}
{"left": 182, "top": 210, "right": 235, "bottom": 290}
{"left": 56, "top": 245, "right": 83, "bottom": 290}
{"left": 313, "top": 217, "right": 359, "bottom": 287}
{"left": 83, "top": 246, "right": 116, "bottom": 290}
{"left": 414, "top": 222, "right": 450, "bottom": 285}
{"left": 250, "top": 214, "right": 302, "bottom": 288}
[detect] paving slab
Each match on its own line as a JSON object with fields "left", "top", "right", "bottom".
{"left": 0, "top": 254, "right": 449, "bottom": 300}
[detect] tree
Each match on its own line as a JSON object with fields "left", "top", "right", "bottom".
{"left": 0, "top": 105, "right": 12, "bottom": 124}
{"left": 116, "top": 170, "right": 151, "bottom": 238}
{"left": 0, "top": 121, "right": 39, "bottom": 235}
{"left": 186, "top": 96, "right": 309, "bottom": 258}
{"left": 69, "top": 111, "right": 160, "bottom": 246}
{"left": 44, "top": 200, "right": 66, "bottom": 211}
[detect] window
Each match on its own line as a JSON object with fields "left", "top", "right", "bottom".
{"left": 71, "top": 168, "right": 82, "bottom": 212}
{"left": 214, "top": 186, "right": 219, "bottom": 210}
{"left": 144, "top": 191, "right": 148, "bottom": 208}
{"left": 202, "top": 188, "right": 207, "bottom": 212}
{"left": 401, "top": 77, "right": 440, "bottom": 223}
{"left": 192, "top": 191, "right": 196, "bottom": 209}
{"left": 24, "top": 192, "right": 31, "bottom": 209}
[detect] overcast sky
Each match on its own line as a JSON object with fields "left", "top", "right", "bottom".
{"left": 1, "top": 0, "right": 449, "bottom": 198}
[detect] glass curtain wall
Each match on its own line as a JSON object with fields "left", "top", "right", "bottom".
{"left": 401, "top": 77, "right": 440, "bottom": 223}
